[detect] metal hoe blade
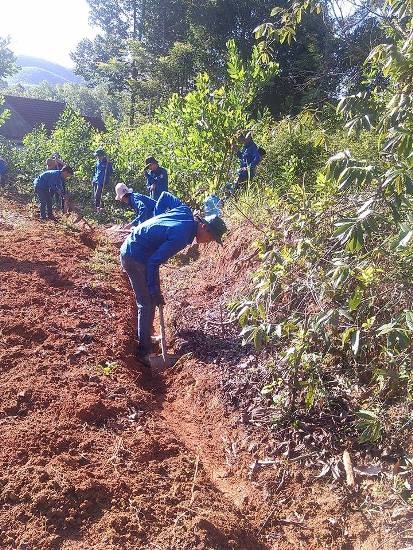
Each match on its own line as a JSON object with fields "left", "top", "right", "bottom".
{"left": 149, "top": 304, "right": 179, "bottom": 371}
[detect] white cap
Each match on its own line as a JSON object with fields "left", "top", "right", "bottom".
{"left": 115, "top": 182, "right": 133, "bottom": 201}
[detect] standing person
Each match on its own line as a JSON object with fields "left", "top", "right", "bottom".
{"left": 0, "top": 157, "right": 8, "bottom": 185}
{"left": 46, "top": 153, "right": 66, "bottom": 210}
{"left": 233, "top": 131, "right": 261, "bottom": 189}
{"left": 120, "top": 192, "right": 227, "bottom": 368}
{"left": 92, "top": 148, "right": 113, "bottom": 211}
{"left": 34, "top": 165, "right": 74, "bottom": 221}
{"left": 144, "top": 156, "right": 168, "bottom": 200}
{"left": 45, "top": 152, "right": 65, "bottom": 171}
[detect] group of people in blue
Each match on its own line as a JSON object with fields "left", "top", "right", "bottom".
{"left": 32, "top": 129, "right": 263, "bottom": 222}
{"left": 33, "top": 150, "right": 172, "bottom": 220}
{"left": 30, "top": 129, "right": 265, "bottom": 370}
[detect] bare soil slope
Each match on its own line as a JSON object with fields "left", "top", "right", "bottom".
{"left": 0, "top": 199, "right": 401, "bottom": 549}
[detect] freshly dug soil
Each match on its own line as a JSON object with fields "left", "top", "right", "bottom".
{"left": 0, "top": 199, "right": 401, "bottom": 549}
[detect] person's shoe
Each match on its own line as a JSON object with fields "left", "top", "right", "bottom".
{"left": 48, "top": 215, "right": 58, "bottom": 221}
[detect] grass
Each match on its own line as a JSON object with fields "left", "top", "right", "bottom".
{"left": 86, "top": 239, "right": 118, "bottom": 279}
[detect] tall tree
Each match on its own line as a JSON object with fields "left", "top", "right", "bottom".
{"left": 71, "top": 0, "right": 144, "bottom": 124}
{"left": 73, "top": 0, "right": 368, "bottom": 119}
{"left": 0, "top": 36, "right": 17, "bottom": 81}
{"left": 254, "top": 1, "right": 390, "bottom": 115}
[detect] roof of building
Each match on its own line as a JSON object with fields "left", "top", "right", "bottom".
{"left": 0, "top": 95, "right": 106, "bottom": 142}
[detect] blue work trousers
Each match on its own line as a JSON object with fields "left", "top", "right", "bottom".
{"left": 120, "top": 254, "right": 155, "bottom": 357}
{"left": 93, "top": 182, "right": 104, "bottom": 208}
{"left": 35, "top": 186, "right": 53, "bottom": 219}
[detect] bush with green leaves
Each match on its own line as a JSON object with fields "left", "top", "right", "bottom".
{"left": 13, "top": 40, "right": 276, "bottom": 211}
{"left": 105, "top": 39, "right": 278, "bottom": 202}
{"left": 228, "top": 0, "right": 413, "bottom": 449}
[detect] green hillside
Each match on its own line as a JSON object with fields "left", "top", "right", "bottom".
{"left": 7, "top": 55, "right": 82, "bottom": 86}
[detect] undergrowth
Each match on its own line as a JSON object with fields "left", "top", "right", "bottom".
{"left": 85, "top": 238, "right": 119, "bottom": 280}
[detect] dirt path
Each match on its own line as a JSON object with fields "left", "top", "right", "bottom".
{"left": 0, "top": 200, "right": 401, "bottom": 549}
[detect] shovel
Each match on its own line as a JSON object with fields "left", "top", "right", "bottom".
{"left": 149, "top": 304, "right": 179, "bottom": 371}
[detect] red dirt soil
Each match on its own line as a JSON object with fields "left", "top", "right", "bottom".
{"left": 0, "top": 199, "right": 402, "bottom": 549}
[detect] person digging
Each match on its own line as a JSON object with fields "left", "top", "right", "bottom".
{"left": 114, "top": 182, "right": 157, "bottom": 228}
{"left": 119, "top": 192, "right": 227, "bottom": 370}
{"left": 33, "top": 165, "right": 74, "bottom": 221}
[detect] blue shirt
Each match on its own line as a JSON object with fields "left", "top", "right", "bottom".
{"left": 92, "top": 157, "right": 113, "bottom": 187}
{"left": 120, "top": 194, "right": 197, "bottom": 295}
{"left": 128, "top": 193, "right": 156, "bottom": 226}
{"left": 145, "top": 166, "right": 168, "bottom": 200}
{"left": 153, "top": 191, "right": 182, "bottom": 215}
{"left": 34, "top": 170, "right": 65, "bottom": 195}
{"left": 237, "top": 140, "right": 261, "bottom": 176}
{"left": 128, "top": 191, "right": 181, "bottom": 226}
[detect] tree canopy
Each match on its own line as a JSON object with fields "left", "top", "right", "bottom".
{"left": 0, "top": 36, "right": 17, "bottom": 81}
{"left": 71, "top": 0, "right": 343, "bottom": 120}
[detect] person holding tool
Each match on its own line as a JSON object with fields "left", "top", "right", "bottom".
{"left": 114, "top": 182, "right": 157, "bottom": 227}
{"left": 92, "top": 148, "right": 113, "bottom": 210}
{"left": 120, "top": 192, "right": 227, "bottom": 370}
{"left": 34, "top": 165, "right": 74, "bottom": 220}
{"left": 46, "top": 153, "right": 67, "bottom": 210}
{"left": 144, "top": 156, "right": 168, "bottom": 200}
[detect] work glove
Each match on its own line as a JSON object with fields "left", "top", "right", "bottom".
{"left": 151, "top": 292, "right": 165, "bottom": 306}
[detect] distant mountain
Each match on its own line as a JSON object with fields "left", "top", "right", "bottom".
{"left": 6, "top": 56, "right": 83, "bottom": 86}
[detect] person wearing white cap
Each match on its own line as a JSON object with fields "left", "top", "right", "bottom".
{"left": 115, "top": 182, "right": 157, "bottom": 227}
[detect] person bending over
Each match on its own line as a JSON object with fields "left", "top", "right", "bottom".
{"left": 34, "top": 165, "right": 74, "bottom": 221}
{"left": 120, "top": 192, "right": 227, "bottom": 368}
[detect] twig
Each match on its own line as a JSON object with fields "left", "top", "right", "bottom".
{"left": 343, "top": 450, "right": 356, "bottom": 487}
{"left": 172, "top": 510, "right": 190, "bottom": 534}
{"left": 219, "top": 302, "right": 225, "bottom": 338}
{"left": 276, "top": 518, "right": 311, "bottom": 528}
{"left": 190, "top": 455, "right": 200, "bottom": 504}
{"left": 258, "top": 471, "right": 288, "bottom": 534}
{"left": 258, "top": 503, "right": 279, "bottom": 534}
{"left": 204, "top": 318, "right": 234, "bottom": 327}
{"left": 290, "top": 451, "right": 319, "bottom": 461}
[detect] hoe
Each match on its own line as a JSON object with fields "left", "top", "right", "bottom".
{"left": 149, "top": 305, "right": 179, "bottom": 371}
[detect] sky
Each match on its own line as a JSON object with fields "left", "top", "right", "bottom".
{"left": 0, "top": 0, "right": 97, "bottom": 68}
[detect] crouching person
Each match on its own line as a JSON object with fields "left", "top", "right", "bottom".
{"left": 115, "top": 183, "right": 157, "bottom": 227}
{"left": 34, "top": 165, "right": 74, "bottom": 221}
{"left": 119, "top": 192, "right": 227, "bottom": 369}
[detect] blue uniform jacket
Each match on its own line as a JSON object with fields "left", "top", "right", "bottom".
{"left": 92, "top": 157, "right": 113, "bottom": 187}
{"left": 120, "top": 194, "right": 197, "bottom": 295}
{"left": 129, "top": 193, "right": 156, "bottom": 226}
{"left": 237, "top": 140, "right": 261, "bottom": 176}
{"left": 34, "top": 170, "right": 65, "bottom": 195}
{"left": 145, "top": 166, "right": 168, "bottom": 200}
{"left": 129, "top": 191, "right": 182, "bottom": 226}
